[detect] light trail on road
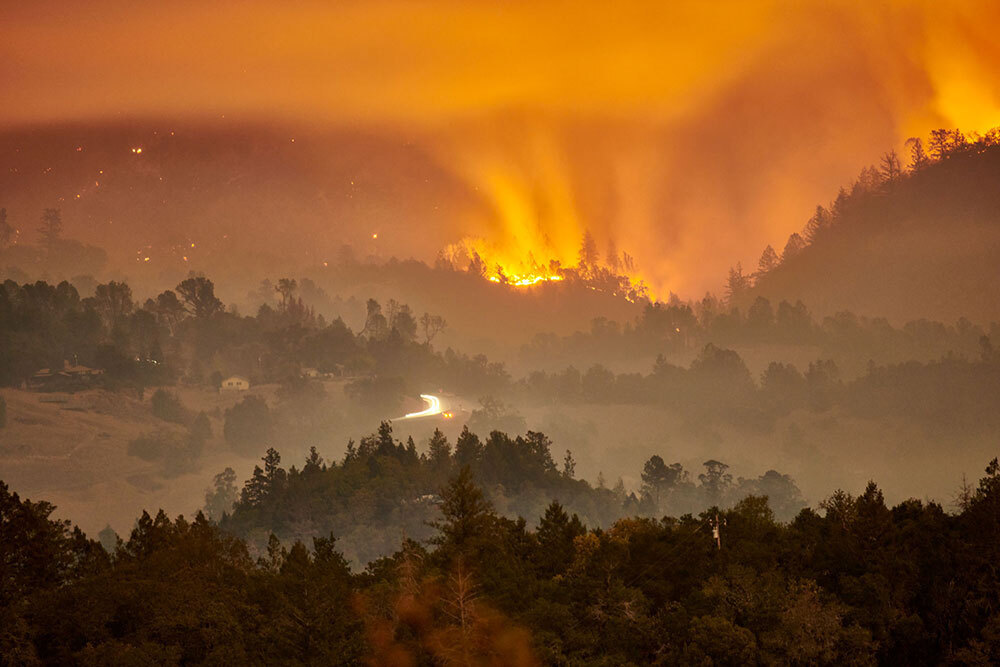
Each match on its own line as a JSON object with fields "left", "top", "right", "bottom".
{"left": 401, "top": 394, "right": 442, "bottom": 419}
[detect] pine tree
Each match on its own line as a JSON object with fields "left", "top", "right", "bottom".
{"left": 240, "top": 465, "right": 269, "bottom": 507}
{"left": 343, "top": 439, "right": 357, "bottom": 463}
{"left": 304, "top": 446, "right": 324, "bottom": 472}
{"left": 879, "top": 150, "right": 902, "bottom": 183}
{"left": 535, "top": 501, "right": 585, "bottom": 576}
{"left": 803, "top": 205, "right": 832, "bottom": 243}
{"left": 756, "top": 245, "right": 779, "bottom": 276}
{"left": 782, "top": 233, "right": 806, "bottom": 262}
{"left": 376, "top": 421, "right": 395, "bottom": 456}
{"left": 725, "top": 263, "right": 752, "bottom": 304}
{"left": 905, "top": 136, "right": 929, "bottom": 170}
{"left": 428, "top": 428, "right": 452, "bottom": 468}
{"left": 454, "top": 426, "right": 482, "bottom": 468}
{"left": 430, "top": 466, "right": 495, "bottom": 554}
{"left": 562, "top": 449, "right": 576, "bottom": 478}
{"left": 38, "top": 208, "right": 62, "bottom": 253}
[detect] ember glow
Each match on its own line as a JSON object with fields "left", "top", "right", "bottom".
{"left": 488, "top": 274, "right": 564, "bottom": 288}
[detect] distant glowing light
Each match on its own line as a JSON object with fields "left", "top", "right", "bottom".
{"left": 403, "top": 394, "right": 443, "bottom": 419}
{"left": 182, "top": 256, "right": 188, "bottom": 261}
{"left": 372, "top": 233, "right": 378, "bottom": 239}
{"left": 75, "top": 146, "right": 83, "bottom": 152}
{"left": 143, "top": 257, "right": 150, "bottom": 262}
{"left": 131, "top": 147, "right": 142, "bottom": 154}
{"left": 190, "top": 243, "right": 195, "bottom": 248}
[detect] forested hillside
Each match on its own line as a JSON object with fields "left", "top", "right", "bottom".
{"left": 748, "top": 129, "right": 1000, "bottom": 323}
{"left": 4, "top": 458, "right": 1000, "bottom": 664}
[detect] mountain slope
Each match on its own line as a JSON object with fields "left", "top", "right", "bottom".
{"left": 751, "top": 143, "right": 1000, "bottom": 324}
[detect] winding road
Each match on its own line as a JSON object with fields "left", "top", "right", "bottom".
{"left": 400, "top": 394, "right": 443, "bottom": 419}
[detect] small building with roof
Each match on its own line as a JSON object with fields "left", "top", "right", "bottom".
{"left": 221, "top": 375, "right": 250, "bottom": 391}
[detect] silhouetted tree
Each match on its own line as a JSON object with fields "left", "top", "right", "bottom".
{"left": 577, "top": 230, "right": 599, "bottom": 271}
{"left": 782, "top": 232, "right": 806, "bottom": 261}
{"left": 0, "top": 208, "right": 12, "bottom": 248}
{"left": 562, "top": 450, "right": 576, "bottom": 479}
{"left": 641, "top": 455, "right": 685, "bottom": 509}
{"left": 176, "top": 276, "right": 223, "bottom": 318}
{"left": 454, "top": 426, "right": 483, "bottom": 469}
{"left": 420, "top": 312, "right": 447, "bottom": 345}
{"left": 204, "top": 467, "right": 238, "bottom": 520}
{"left": 428, "top": 428, "right": 452, "bottom": 469}
{"left": 430, "top": 466, "right": 495, "bottom": 557}
{"left": 756, "top": 244, "right": 779, "bottom": 276}
{"left": 275, "top": 278, "right": 297, "bottom": 308}
{"left": 224, "top": 395, "right": 273, "bottom": 455}
{"left": 879, "top": 150, "right": 902, "bottom": 183}
{"left": 725, "top": 263, "right": 752, "bottom": 304}
{"left": 361, "top": 298, "right": 387, "bottom": 339}
{"left": 37, "top": 208, "right": 62, "bottom": 253}
{"left": 905, "top": 136, "right": 929, "bottom": 170}
{"left": 803, "top": 205, "right": 832, "bottom": 243}
{"left": 699, "top": 459, "right": 733, "bottom": 506}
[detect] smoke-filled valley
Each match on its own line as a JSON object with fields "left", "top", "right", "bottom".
{"left": 5, "top": 3, "right": 1000, "bottom": 663}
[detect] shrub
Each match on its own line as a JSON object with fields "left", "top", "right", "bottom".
{"left": 190, "top": 411, "right": 212, "bottom": 442}
{"left": 224, "top": 395, "right": 273, "bottom": 455}
{"left": 151, "top": 389, "right": 187, "bottom": 424}
{"left": 127, "top": 428, "right": 202, "bottom": 477}
{"left": 127, "top": 430, "right": 177, "bottom": 461}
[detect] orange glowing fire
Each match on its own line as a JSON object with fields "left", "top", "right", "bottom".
{"left": 441, "top": 140, "right": 650, "bottom": 300}
{"left": 489, "top": 274, "right": 564, "bottom": 287}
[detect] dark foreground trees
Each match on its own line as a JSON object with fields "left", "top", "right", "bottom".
{"left": 4, "top": 456, "right": 1000, "bottom": 664}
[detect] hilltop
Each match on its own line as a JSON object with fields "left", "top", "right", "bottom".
{"left": 748, "top": 132, "right": 1000, "bottom": 323}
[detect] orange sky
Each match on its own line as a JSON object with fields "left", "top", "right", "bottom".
{"left": 4, "top": 0, "right": 1000, "bottom": 295}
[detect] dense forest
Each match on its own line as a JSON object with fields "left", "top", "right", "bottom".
{"left": 212, "top": 422, "right": 806, "bottom": 566}
{"left": 743, "top": 128, "right": 1000, "bottom": 323}
{"left": 4, "top": 456, "right": 1000, "bottom": 664}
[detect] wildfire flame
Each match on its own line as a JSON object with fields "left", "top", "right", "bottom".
{"left": 438, "top": 128, "right": 652, "bottom": 301}
{"left": 444, "top": 232, "right": 648, "bottom": 302}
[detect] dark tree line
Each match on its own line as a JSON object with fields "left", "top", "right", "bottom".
{"left": 4, "top": 455, "right": 1000, "bottom": 663}
{"left": 522, "top": 292, "right": 996, "bottom": 373}
{"left": 518, "top": 339, "right": 1000, "bottom": 434}
{"left": 0, "top": 277, "right": 485, "bottom": 410}
{"left": 214, "top": 422, "right": 805, "bottom": 567}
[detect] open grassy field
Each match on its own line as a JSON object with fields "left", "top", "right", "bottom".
{"left": 0, "top": 386, "right": 263, "bottom": 536}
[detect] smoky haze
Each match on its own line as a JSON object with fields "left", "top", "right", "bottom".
{"left": 3, "top": 1, "right": 1000, "bottom": 295}
{"left": 6, "top": 6, "right": 1000, "bottom": 661}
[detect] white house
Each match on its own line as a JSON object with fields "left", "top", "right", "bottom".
{"left": 221, "top": 375, "right": 250, "bottom": 391}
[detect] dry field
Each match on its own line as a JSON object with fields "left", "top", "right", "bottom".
{"left": 0, "top": 386, "right": 271, "bottom": 536}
